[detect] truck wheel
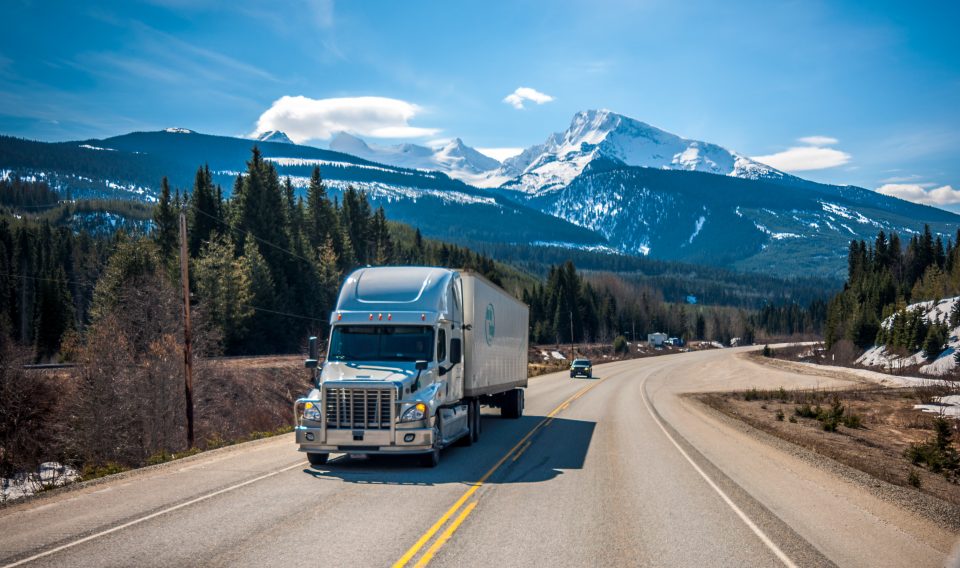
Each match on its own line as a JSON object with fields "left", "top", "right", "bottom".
{"left": 459, "top": 402, "right": 474, "bottom": 447}
{"left": 421, "top": 418, "right": 441, "bottom": 467}
{"left": 471, "top": 399, "right": 481, "bottom": 442}
{"left": 307, "top": 453, "right": 329, "bottom": 467}
{"left": 501, "top": 389, "right": 523, "bottom": 419}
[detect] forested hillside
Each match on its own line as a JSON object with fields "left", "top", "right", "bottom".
{"left": 825, "top": 225, "right": 960, "bottom": 356}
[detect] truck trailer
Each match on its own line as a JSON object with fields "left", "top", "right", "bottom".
{"left": 294, "top": 266, "right": 529, "bottom": 467}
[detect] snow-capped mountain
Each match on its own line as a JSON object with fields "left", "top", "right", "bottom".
{"left": 0, "top": 129, "right": 603, "bottom": 250}
{"left": 255, "top": 130, "right": 294, "bottom": 144}
{"left": 328, "top": 133, "right": 501, "bottom": 185}
{"left": 497, "top": 109, "right": 785, "bottom": 197}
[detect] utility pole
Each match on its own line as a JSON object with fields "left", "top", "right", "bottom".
{"left": 569, "top": 310, "right": 574, "bottom": 358}
{"left": 179, "top": 211, "right": 195, "bottom": 448}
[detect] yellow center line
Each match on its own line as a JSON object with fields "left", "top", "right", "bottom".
{"left": 511, "top": 441, "right": 532, "bottom": 462}
{"left": 392, "top": 377, "right": 608, "bottom": 568}
{"left": 412, "top": 501, "right": 478, "bottom": 568}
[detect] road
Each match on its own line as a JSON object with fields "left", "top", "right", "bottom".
{"left": 1, "top": 348, "right": 958, "bottom": 567}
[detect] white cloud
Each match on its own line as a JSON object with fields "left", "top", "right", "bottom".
{"left": 477, "top": 147, "right": 524, "bottom": 161}
{"left": 752, "top": 135, "right": 850, "bottom": 172}
{"left": 797, "top": 135, "right": 838, "bottom": 146}
{"left": 876, "top": 183, "right": 960, "bottom": 206}
{"left": 503, "top": 87, "right": 554, "bottom": 110}
{"left": 752, "top": 146, "right": 851, "bottom": 171}
{"left": 254, "top": 96, "right": 439, "bottom": 143}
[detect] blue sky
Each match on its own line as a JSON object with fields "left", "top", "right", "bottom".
{"left": 1, "top": 0, "right": 958, "bottom": 209}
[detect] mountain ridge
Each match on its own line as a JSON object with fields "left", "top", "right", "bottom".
{"left": 1, "top": 110, "right": 957, "bottom": 278}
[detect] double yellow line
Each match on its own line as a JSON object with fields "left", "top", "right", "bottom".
{"left": 393, "top": 377, "right": 607, "bottom": 568}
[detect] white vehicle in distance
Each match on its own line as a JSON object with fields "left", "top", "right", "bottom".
{"left": 295, "top": 266, "right": 529, "bottom": 467}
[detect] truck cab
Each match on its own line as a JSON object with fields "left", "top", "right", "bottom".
{"left": 295, "top": 266, "right": 524, "bottom": 467}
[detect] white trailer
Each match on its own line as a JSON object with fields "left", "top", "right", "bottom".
{"left": 294, "top": 267, "right": 528, "bottom": 467}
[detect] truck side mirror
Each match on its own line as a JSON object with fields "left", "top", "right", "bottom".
{"left": 415, "top": 360, "right": 428, "bottom": 371}
{"left": 305, "top": 336, "right": 319, "bottom": 369}
{"left": 450, "top": 338, "right": 462, "bottom": 365}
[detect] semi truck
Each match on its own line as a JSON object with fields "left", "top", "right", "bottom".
{"left": 294, "top": 266, "right": 529, "bottom": 467}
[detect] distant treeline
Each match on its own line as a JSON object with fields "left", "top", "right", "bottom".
{"left": 523, "top": 261, "right": 819, "bottom": 346}
{"left": 825, "top": 225, "right": 960, "bottom": 356}
{"left": 474, "top": 241, "right": 838, "bottom": 310}
{"left": 0, "top": 177, "right": 61, "bottom": 209}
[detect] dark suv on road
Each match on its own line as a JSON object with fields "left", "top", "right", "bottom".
{"left": 570, "top": 359, "right": 593, "bottom": 379}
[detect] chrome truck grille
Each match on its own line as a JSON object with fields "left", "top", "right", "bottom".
{"left": 324, "top": 386, "right": 395, "bottom": 429}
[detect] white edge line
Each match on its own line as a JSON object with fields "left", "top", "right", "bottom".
{"left": 2, "top": 460, "right": 307, "bottom": 568}
{"left": 640, "top": 385, "right": 799, "bottom": 568}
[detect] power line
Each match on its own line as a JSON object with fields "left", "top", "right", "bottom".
{"left": 237, "top": 303, "right": 323, "bottom": 322}
{"left": 0, "top": 273, "right": 318, "bottom": 324}
{"left": 187, "top": 205, "right": 316, "bottom": 265}
{"left": 0, "top": 270, "right": 98, "bottom": 290}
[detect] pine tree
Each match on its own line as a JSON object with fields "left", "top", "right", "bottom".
{"left": 194, "top": 234, "right": 253, "bottom": 353}
{"left": 305, "top": 166, "right": 338, "bottom": 252}
{"left": 370, "top": 206, "right": 393, "bottom": 265}
{"left": 153, "top": 177, "right": 178, "bottom": 261}
{"left": 238, "top": 235, "right": 278, "bottom": 353}
{"left": 187, "top": 165, "right": 219, "bottom": 257}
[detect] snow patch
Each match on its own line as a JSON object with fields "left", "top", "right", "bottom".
{"left": 857, "top": 297, "right": 960, "bottom": 376}
{"left": 688, "top": 215, "right": 706, "bottom": 244}
{"left": 1, "top": 462, "right": 79, "bottom": 502}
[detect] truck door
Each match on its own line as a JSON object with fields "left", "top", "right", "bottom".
{"left": 446, "top": 276, "right": 464, "bottom": 400}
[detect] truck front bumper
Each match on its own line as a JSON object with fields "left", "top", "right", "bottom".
{"left": 295, "top": 426, "right": 435, "bottom": 455}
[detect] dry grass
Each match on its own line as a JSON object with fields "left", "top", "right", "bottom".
{"left": 698, "top": 386, "right": 960, "bottom": 507}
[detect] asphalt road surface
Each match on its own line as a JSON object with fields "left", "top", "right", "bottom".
{"left": 1, "top": 348, "right": 958, "bottom": 567}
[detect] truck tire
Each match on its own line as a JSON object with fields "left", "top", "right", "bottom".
{"left": 307, "top": 453, "right": 329, "bottom": 466}
{"left": 421, "top": 417, "right": 441, "bottom": 467}
{"left": 501, "top": 388, "right": 523, "bottom": 419}
{"left": 458, "top": 402, "right": 474, "bottom": 447}
{"left": 471, "top": 399, "right": 481, "bottom": 442}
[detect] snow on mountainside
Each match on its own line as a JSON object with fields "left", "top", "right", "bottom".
{"left": 328, "top": 132, "right": 503, "bottom": 186}
{"left": 255, "top": 130, "right": 294, "bottom": 144}
{"left": 497, "top": 109, "right": 785, "bottom": 197}
{"left": 858, "top": 297, "right": 960, "bottom": 378}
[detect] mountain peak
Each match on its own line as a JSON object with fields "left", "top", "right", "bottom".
{"left": 327, "top": 133, "right": 500, "bottom": 182}
{"left": 498, "top": 109, "right": 783, "bottom": 196}
{"left": 255, "top": 130, "right": 294, "bottom": 144}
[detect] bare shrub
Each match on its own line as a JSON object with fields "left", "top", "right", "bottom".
{"left": 0, "top": 345, "right": 63, "bottom": 481}
{"left": 71, "top": 275, "right": 189, "bottom": 468}
{"left": 194, "top": 360, "right": 306, "bottom": 446}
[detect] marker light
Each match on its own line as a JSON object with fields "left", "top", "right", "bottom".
{"left": 369, "top": 314, "right": 374, "bottom": 321}
{"left": 421, "top": 314, "right": 426, "bottom": 321}
{"left": 378, "top": 313, "right": 383, "bottom": 321}
{"left": 387, "top": 314, "right": 392, "bottom": 321}
{"left": 337, "top": 313, "right": 342, "bottom": 321}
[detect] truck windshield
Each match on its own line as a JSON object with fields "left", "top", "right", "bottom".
{"left": 328, "top": 325, "right": 435, "bottom": 362}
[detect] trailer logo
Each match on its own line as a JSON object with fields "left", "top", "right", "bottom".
{"left": 484, "top": 303, "right": 495, "bottom": 345}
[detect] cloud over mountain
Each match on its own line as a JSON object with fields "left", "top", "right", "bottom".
{"left": 254, "top": 95, "right": 439, "bottom": 143}
{"left": 751, "top": 136, "right": 850, "bottom": 172}
{"left": 876, "top": 183, "right": 960, "bottom": 206}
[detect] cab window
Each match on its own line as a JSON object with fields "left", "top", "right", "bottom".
{"left": 437, "top": 328, "right": 447, "bottom": 362}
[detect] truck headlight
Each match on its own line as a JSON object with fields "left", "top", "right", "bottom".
{"left": 400, "top": 402, "right": 428, "bottom": 423}
{"left": 302, "top": 401, "right": 321, "bottom": 422}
